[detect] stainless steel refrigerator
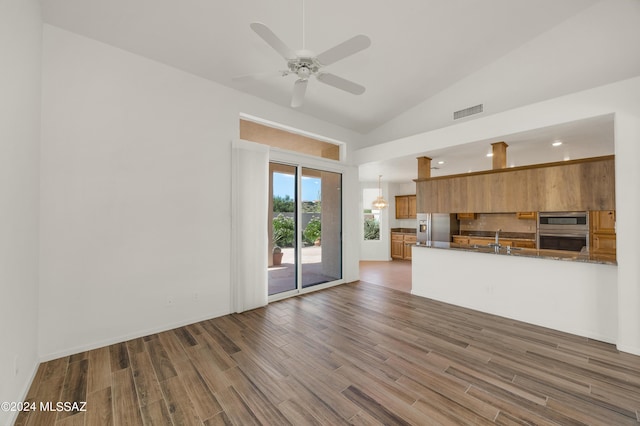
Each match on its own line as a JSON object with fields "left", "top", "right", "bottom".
{"left": 417, "top": 213, "right": 459, "bottom": 244}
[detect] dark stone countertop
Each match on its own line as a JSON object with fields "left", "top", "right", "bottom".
{"left": 456, "top": 231, "right": 536, "bottom": 240}
{"left": 391, "top": 228, "right": 416, "bottom": 234}
{"left": 413, "top": 241, "right": 616, "bottom": 266}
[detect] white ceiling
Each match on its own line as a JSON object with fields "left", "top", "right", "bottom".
{"left": 42, "top": 0, "right": 601, "bottom": 134}
{"left": 358, "top": 115, "right": 615, "bottom": 182}
{"left": 41, "top": 0, "right": 637, "bottom": 184}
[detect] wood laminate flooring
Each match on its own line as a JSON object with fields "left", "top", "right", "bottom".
{"left": 16, "top": 281, "right": 640, "bottom": 425}
{"left": 359, "top": 260, "right": 412, "bottom": 293}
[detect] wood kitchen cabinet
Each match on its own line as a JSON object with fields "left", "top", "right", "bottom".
{"left": 416, "top": 155, "right": 614, "bottom": 213}
{"left": 454, "top": 235, "right": 532, "bottom": 248}
{"left": 403, "top": 235, "right": 417, "bottom": 260}
{"left": 395, "top": 195, "right": 417, "bottom": 219}
{"left": 516, "top": 212, "right": 537, "bottom": 220}
{"left": 513, "top": 240, "right": 536, "bottom": 249}
{"left": 391, "top": 232, "right": 416, "bottom": 260}
{"left": 452, "top": 236, "right": 469, "bottom": 245}
{"left": 592, "top": 233, "right": 616, "bottom": 253}
{"left": 468, "top": 237, "right": 490, "bottom": 246}
{"left": 468, "top": 237, "right": 514, "bottom": 247}
{"left": 391, "top": 233, "right": 405, "bottom": 259}
{"left": 592, "top": 210, "right": 616, "bottom": 233}
{"left": 409, "top": 196, "right": 416, "bottom": 218}
{"left": 456, "top": 213, "right": 476, "bottom": 220}
{"left": 590, "top": 210, "right": 616, "bottom": 257}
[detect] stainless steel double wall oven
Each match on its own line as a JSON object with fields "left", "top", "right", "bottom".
{"left": 537, "top": 211, "right": 589, "bottom": 252}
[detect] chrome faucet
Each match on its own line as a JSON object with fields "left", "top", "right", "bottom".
{"left": 491, "top": 228, "right": 502, "bottom": 253}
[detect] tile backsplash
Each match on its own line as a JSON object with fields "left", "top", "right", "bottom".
{"left": 460, "top": 213, "right": 535, "bottom": 233}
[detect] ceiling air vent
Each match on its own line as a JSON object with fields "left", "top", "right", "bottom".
{"left": 454, "top": 104, "right": 483, "bottom": 120}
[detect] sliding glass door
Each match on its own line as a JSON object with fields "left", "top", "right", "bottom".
{"left": 269, "top": 163, "right": 298, "bottom": 295}
{"left": 301, "top": 168, "right": 342, "bottom": 288}
{"left": 268, "top": 162, "right": 342, "bottom": 297}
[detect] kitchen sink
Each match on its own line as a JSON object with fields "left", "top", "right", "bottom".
{"left": 470, "top": 244, "right": 523, "bottom": 254}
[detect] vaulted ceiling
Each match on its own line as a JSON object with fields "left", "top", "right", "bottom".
{"left": 44, "top": 0, "right": 637, "bottom": 133}
{"left": 41, "top": 0, "right": 640, "bottom": 180}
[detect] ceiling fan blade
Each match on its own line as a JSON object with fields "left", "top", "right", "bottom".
{"left": 232, "top": 70, "right": 286, "bottom": 82}
{"left": 250, "top": 22, "right": 297, "bottom": 60}
{"left": 291, "top": 79, "right": 308, "bottom": 108}
{"left": 316, "top": 34, "right": 371, "bottom": 66}
{"left": 316, "top": 73, "right": 365, "bottom": 95}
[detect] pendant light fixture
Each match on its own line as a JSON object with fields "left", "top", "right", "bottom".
{"left": 372, "top": 175, "right": 388, "bottom": 209}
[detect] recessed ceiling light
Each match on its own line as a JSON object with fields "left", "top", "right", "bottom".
{"left": 552, "top": 141, "right": 563, "bottom": 147}
{"left": 486, "top": 153, "right": 494, "bottom": 157}
{"left": 437, "top": 161, "right": 445, "bottom": 165}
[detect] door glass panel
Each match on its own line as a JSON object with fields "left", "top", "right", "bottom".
{"left": 301, "top": 168, "right": 342, "bottom": 288}
{"left": 268, "top": 163, "right": 297, "bottom": 296}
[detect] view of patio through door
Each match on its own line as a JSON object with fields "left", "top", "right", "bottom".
{"left": 268, "top": 162, "right": 342, "bottom": 297}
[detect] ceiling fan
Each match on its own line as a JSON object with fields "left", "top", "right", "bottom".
{"left": 245, "top": 17, "right": 371, "bottom": 108}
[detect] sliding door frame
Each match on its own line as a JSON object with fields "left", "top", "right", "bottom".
{"left": 268, "top": 149, "right": 346, "bottom": 303}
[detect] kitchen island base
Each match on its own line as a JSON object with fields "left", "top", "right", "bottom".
{"left": 412, "top": 246, "right": 618, "bottom": 345}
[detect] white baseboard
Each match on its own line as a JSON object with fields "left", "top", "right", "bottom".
{"left": 4, "top": 361, "right": 39, "bottom": 426}
{"left": 616, "top": 343, "right": 640, "bottom": 356}
{"left": 38, "top": 308, "right": 230, "bottom": 362}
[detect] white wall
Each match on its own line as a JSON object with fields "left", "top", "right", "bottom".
{"left": 341, "top": 166, "right": 361, "bottom": 283}
{"left": 0, "top": 0, "right": 42, "bottom": 423}
{"left": 614, "top": 109, "right": 640, "bottom": 355}
{"left": 354, "top": 76, "right": 640, "bottom": 355}
{"left": 389, "top": 181, "right": 417, "bottom": 229}
{"left": 39, "top": 25, "right": 361, "bottom": 359}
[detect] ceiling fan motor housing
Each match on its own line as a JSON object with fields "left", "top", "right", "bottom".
{"left": 288, "top": 57, "right": 320, "bottom": 80}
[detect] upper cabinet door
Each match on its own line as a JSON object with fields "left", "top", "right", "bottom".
{"left": 408, "top": 195, "right": 417, "bottom": 219}
{"left": 395, "top": 195, "right": 408, "bottom": 219}
{"left": 395, "top": 195, "right": 416, "bottom": 219}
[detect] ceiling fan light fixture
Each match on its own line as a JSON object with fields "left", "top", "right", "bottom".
{"left": 297, "top": 66, "right": 311, "bottom": 79}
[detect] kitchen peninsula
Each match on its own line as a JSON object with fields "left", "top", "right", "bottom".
{"left": 411, "top": 242, "right": 617, "bottom": 345}
{"left": 411, "top": 154, "right": 618, "bottom": 345}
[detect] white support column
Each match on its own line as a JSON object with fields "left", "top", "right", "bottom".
{"left": 614, "top": 112, "right": 640, "bottom": 355}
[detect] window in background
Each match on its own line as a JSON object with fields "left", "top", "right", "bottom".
{"left": 363, "top": 188, "right": 380, "bottom": 240}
